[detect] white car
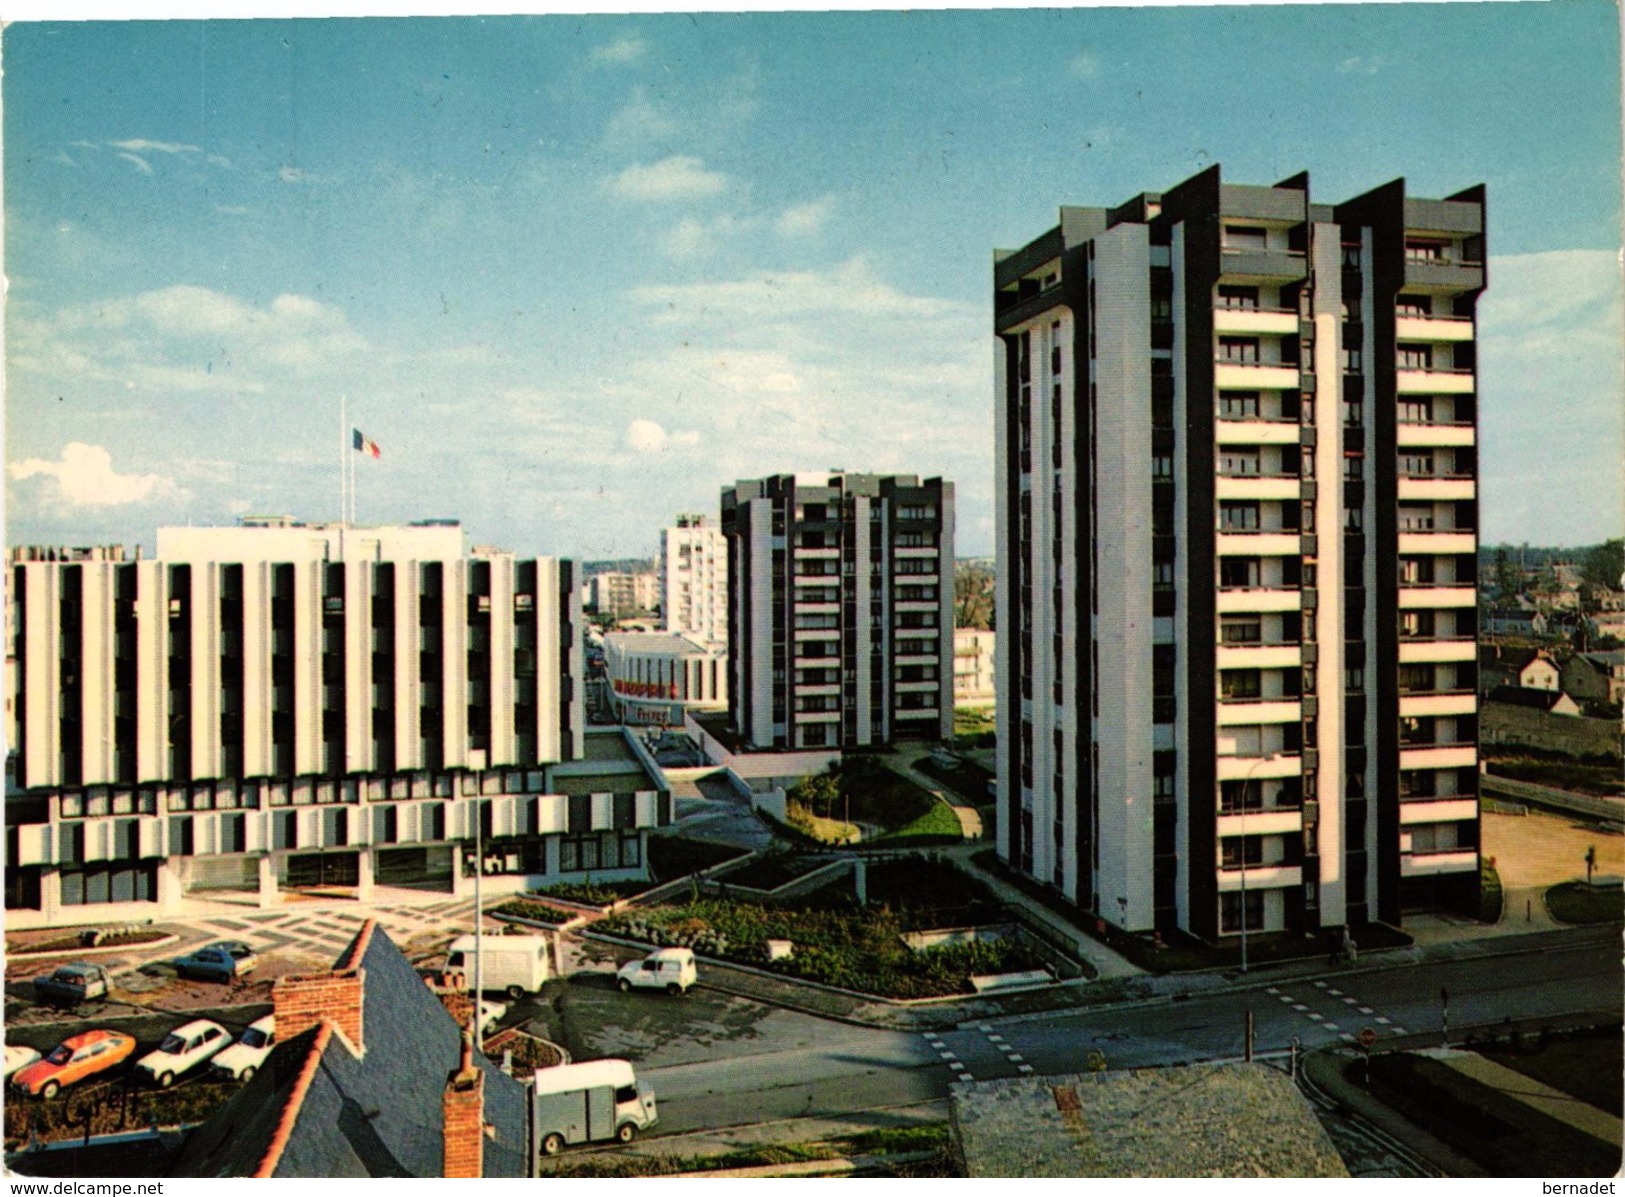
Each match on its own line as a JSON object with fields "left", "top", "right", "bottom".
{"left": 617, "top": 947, "right": 697, "bottom": 995}
{"left": 134, "top": 1018, "right": 230, "bottom": 1088}
{"left": 479, "top": 1000, "right": 507, "bottom": 1034}
{"left": 211, "top": 1016, "right": 275, "bottom": 1083}
{"left": 4, "top": 1044, "right": 41, "bottom": 1082}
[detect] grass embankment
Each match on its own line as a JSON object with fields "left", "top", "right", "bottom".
{"left": 541, "top": 1123, "right": 955, "bottom": 1177}
{"left": 495, "top": 837, "right": 751, "bottom": 916}
{"left": 1362, "top": 1049, "right": 1620, "bottom": 1177}
{"left": 1477, "top": 1024, "right": 1622, "bottom": 1116}
{"left": 786, "top": 758, "right": 963, "bottom": 846}
{"left": 1544, "top": 882, "right": 1624, "bottom": 925}
{"left": 1484, "top": 756, "right": 1624, "bottom": 798}
{"left": 600, "top": 859, "right": 1038, "bottom": 998}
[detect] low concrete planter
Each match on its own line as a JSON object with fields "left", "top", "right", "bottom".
{"left": 969, "top": 969, "right": 1056, "bottom": 994}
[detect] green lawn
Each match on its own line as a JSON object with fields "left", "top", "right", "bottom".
{"left": 874, "top": 797, "right": 964, "bottom": 843}
{"left": 788, "top": 759, "right": 964, "bottom": 845}
{"left": 1545, "top": 881, "right": 1625, "bottom": 925}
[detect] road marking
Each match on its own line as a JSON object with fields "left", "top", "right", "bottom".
{"left": 1393, "top": 1027, "right": 1408, "bottom": 1035}
{"left": 960, "top": 1073, "right": 977, "bottom": 1083}
{"left": 1017, "top": 1064, "right": 1034, "bottom": 1074}
{"left": 949, "top": 1061, "right": 965, "bottom": 1071}
{"left": 1323, "top": 1023, "right": 1340, "bottom": 1032}
{"left": 1313, "top": 980, "right": 1327, "bottom": 989}
{"left": 1358, "top": 1006, "right": 1374, "bottom": 1014}
{"left": 938, "top": 1051, "right": 957, "bottom": 1061}
{"left": 1327, "top": 988, "right": 1341, "bottom": 996}
{"left": 1307, "top": 1012, "right": 1323, "bottom": 1021}
{"left": 1375, "top": 1016, "right": 1391, "bottom": 1025}
{"left": 1340, "top": 1032, "right": 1356, "bottom": 1042}
{"left": 1266, "top": 987, "right": 1280, "bottom": 995}
{"left": 1007, "top": 1053, "right": 1024, "bottom": 1063}
{"left": 978, "top": 1024, "right": 993, "bottom": 1032}
{"left": 1343, "top": 997, "right": 1358, "bottom": 1005}
{"left": 1292, "top": 1004, "right": 1308, "bottom": 1011}
{"left": 987, "top": 1034, "right": 1005, "bottom": 1043}
{"left": 1278, "top": 995, "right": 1294, "bottom": 1003}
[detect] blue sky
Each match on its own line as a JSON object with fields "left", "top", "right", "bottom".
{"left": 5, "top": 5, "right": 1621, "bottom": 559}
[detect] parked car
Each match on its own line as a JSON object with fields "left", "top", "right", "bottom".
{"left": 133, "top": 1019, "right": 230, "bottom": 1088}
{"left": 33, "top": 962, "right": 112, "bottom": 1007}
{"left": 174, "top": 941, "right": 258, "bottom": 982}
{"left": 11, "top": 1030, "right": 136, "bottom": 1100}
{"left": 616, "top": 947, "right": 697, "bottom": 995}
{"left": 211, "top": 1016, "right": 275, "bottom": 1083}
{"left": 4, "top": 1044, "right": 42, "bottom": 1082}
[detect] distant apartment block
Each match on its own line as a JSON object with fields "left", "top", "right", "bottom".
{"left": 954, "top": 629, "right": 997, "bottom": 708}
{"left": 995, "top": 166, "right": 1484, "bottom": 939}
{"left": 661, "top": 514, "right": 728, "bottom": 648}
{"left": 587, "top": 569, "right": 659, "bottom": 620}
{"left": 722, "top": 472, "right": 955, "bottom": 750}
{"left": 5, "top": 517, "right": 672, "bottom": 926}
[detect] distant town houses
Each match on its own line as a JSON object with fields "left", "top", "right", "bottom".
{"left": 1478, "top": 644, "right": 1624, "bottom": 720}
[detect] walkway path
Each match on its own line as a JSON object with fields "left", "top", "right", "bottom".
{"left": 881, "top": 751, "right": 983, "bottom": 840}
{"left": 1419, "top": 1047, "right": 1624, "bottom": 1147}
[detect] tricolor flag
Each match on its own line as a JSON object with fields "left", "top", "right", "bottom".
{"left": 352, "top": 428, "right": 382, "bottom": 458}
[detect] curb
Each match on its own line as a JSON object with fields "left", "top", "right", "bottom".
{"left": 6, "top": 933, "right": 181, "bottom": 961}
{"left": 661, "top": 1149, "right": 935, "bottom": 1178}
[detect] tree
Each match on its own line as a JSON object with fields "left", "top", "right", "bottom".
{"left": 1582, "top": 539, "right": 1625, "bottom": 591}
{"left": 954, "top": 561, "right": 995, "bottom": 630}
{"left": 1492, "top": 547, "right": 1521, "bottom": 599}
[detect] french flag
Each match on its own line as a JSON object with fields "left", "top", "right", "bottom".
{"left": 352, "top": 428, "right": 382, "bottom": 458}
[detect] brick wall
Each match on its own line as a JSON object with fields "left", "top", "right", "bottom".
{"left": 273, "top": 968, "right": 365, "bottom": 1051}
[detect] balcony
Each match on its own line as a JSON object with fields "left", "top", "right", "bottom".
{"left": 1399, "top": 692, "right": 1478, "bottom": 718}
{"left": 1216, "top": 532, "right": 1302, "bottom": 557}
{"left": 1397, "top": 368, "right": 1476, "bottom": 395}
{"left": 894, "top": 546, "right": 939, "bottom": 558}
{"left": 1216, "top": 588, "right": 1302, "bottom": 614}
{"left": 1215, "top": 362, "right": 1302, "bottom": 390}
{"left": 794, "top": 546, "right": 839, "bottom": 559}
{"left": 895, "top": 652, "right": 939, "bottom": 666}
{"left": 1216, "top": 420, "right": 1302, "bottom": 445}
{"left": 894, "top": 573, "right": 939, "bottom": 586}
{"left": 1213, "top": 307, "right": 1300, "bottom": 335}
{"left": 1398, "top": 639, "right": 1478, "bottom": 664}
{"left": 794, "top": 683, "right": 840, "bottom": 697}
{"left": 1398, "top": 422, "right": 1475, "bottom": 448}
{"left": 1398, "top": 586, "right": 1476, "bottom": 609}
{"left": 1400, "top": 849, "right": 1479, "bottom": 877}
{"left": 1216, "top": 476, "right": 1302, "bottom": 502}
{"left": 1403, "top": 260, "right": 1484, "bottom": 292}
{"left": 1215, "top": 644, "right": 1301, "bottom": 670}
{"left": 1396, "top": 315, "right": 1474, "bottom": 342}
{"left": 1400, "top": 798, "right": 1479, "bottom": 825}
{"left": 894, "top": 600, "right": 939, "bottom": 613}
{"left": 1219, "top": 248, "right": 1308, "bottom": 284}
{"left": 894, "top": 680, "right": 940, "bottom": 693}
{"left": 1399, "top": 745, "right": 1478, "bottom": 771}
{"left": 1398, "top": 531, "right": 1477, "bottom": 555}
{"left": 1216, "top": 699, "right": 1302, "bottom": 726}
{"left": 1216, "top": 863, "right": 1303, "bottom": 892}
{"left": 1217, "top": 754, "right": 1302, "bottom": 781}
{"left": 1398, "top": 476, "right": 1476, "bottom": 502}
{"left": 1216, "top": 808, "right": 1303, "bottom": 838}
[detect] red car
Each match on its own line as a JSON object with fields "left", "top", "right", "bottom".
{"left": 11, "top": 1030, "right": 136, "bottom": 1100}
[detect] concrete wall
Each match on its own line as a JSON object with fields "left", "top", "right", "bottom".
{"left": 1481, "top": 701, "right": 1622, "bottom": 759}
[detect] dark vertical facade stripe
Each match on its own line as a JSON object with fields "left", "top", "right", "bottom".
{"left": 1066, "top": 263, "right": 1094, "bottom": 909}
{"left": 557, "top": 560, "right": 575, "bottom": 762}
{"left": 998, "top": 334, "right": 1024, "bottom": 865}
{"left": 1160, "top": 165, "right": 1222, "bottom": 938}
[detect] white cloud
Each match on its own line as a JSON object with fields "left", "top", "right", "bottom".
{"left": 609, "top": 156, "right": 726, "bottom": 201}
{"left": 590, "top": 35, "right": 647, "bottom": 66}
{"left": 1337, "top": 56, "right": 1381, "bottom": 75}
{"left": 109, "top": 138, "right": 200, "bottom": 155}
{"left": 631, "top": 257, "right": 968, "bottom": 324}
{"left": 116, "top": 152, "right": 154, "bottom": 175}
{"left": 626, "top": 418, "right": 699, "bottom": 454}
{"left": 278, "top": 165, "right": 313, "bottom": 184}
{"left": 777, "top": 196, "right": 836, "bottom": 237}
{"left": 1070, "top": 50, "right": 1099, "bottom": 79}
{"left": 661, "top": 213, "right": 758, "bottom": 260}
{"left": 603, "top": 86, "right": 677, "bottom": 147}
{"left": 9, "top": 443, "right": 189, "bottom": 508}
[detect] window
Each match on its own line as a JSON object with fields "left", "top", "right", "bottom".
{"left": 1219, "top": 392, "right": 1260, "bottom": 420}
{"left": 1343, "top": 454, "right": 1364, "bottom": 481}
{"left": 1220, "top": 670, "right": 1262, "bottom": 699}
{"left": 1152, "top": 455, "right": 1173, "bottom": 479}
{"left": 1220, "top": 779, "right": 1264, "bottom": 812}
{"left": 1405, "top": 240, "right": 1446, "bottom": 263}
{"left": 1218, "top": 285, "right": 1260, "bottom": 310}
{"left": 1400, "top": 453, "right": 1434, "bottom": 477}
{"left": 1219, "top": 337, "right": 1260, "bottom": 364}
{"left": 1219, "top": 503, "right": 1260, "bottom": 531}
{"left": 1343, "top": 506, "right": 1364, "bottom": 530}
{"left": 1398, "top": 664, "right": 1434, "bottom": 693}
{"left": 1399, "top": 398, "right": 1434, "bottom": 424}
{"left": 1220, "top": 619, "right": 1262, "bottom": 644}
{"left": 1396, "top": 294, "right": 1432, "bottom": 317}
{"left": 1219, "top": 451, "right": 1260, "bottom": 477}
{"left": 1341, "top": 347, "right": 1363, "bottom": 372}
{"left": 1398, "top": 345, "right": 1433, "bottom": 370}
{"left": 1397, "top": 506, "right": 1434, "bottom": 531}
{"left": 1220, "top": 837, "right": 1265, "bottom": 869}
{"left": 1219, "top": 558, "right": 1258, "bottom": 589}
{"left": 1224, "top": 225, "right": 1269, "bottom": 251}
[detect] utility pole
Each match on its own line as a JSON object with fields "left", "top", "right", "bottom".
{"left": 1440, "top": 986, "right": 1450, "bottom": 1047}
{"left": 1245, "top": 1010, "right": 1255, "bottom": 1063}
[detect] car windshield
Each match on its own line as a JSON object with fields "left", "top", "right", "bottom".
{"left": 46, "top": 1045, "right": 73, "bottom": 1064}
{"left": 57, "top": 972, "right": 87, "bottom": 985}
{"left": 227, "top": 946, "right": 251, "bottom": 959}
{"left": 241, "top": 1029, "right": 269, "bottom": 1049}
{"left": 158, "top": 1034, "right": 186, "bottom": 1055}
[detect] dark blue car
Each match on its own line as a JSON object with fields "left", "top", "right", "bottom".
{"left": 173, "top": 942, "right": 257, "bottom": 982}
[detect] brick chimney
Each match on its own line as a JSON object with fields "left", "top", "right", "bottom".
{"left": 273, "top": 967, "right": 365, "bottom": 1055}
{"left": 442, "top": 1031, "right": 485, "bottom": 1179}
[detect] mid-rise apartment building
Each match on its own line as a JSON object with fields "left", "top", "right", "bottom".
{"left": 994, "top": 166, "right": 1483, "bottom": 941}
{"left": 661, "top": 514, "right": 728, "bottom": 648}
{"left": 5, "top": 518, "right": 671, "bottom": 926}
{"left": 587, "top": 570, "right": 659, "bottom": 621}
{"left": 722, "top": 472, "right": 955, "bottom": 750}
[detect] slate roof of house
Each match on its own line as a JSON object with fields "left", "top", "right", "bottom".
{"left": 1486, "top": 685, "right": 1571, "bottom": 712}
{"left": 1580, "top": 650, "right": 1625, "bottom": 670}
{"left": 169, "top": 923, "right": 528, "bottom": 1178}
{"left": 950, "top": 1064, "right": 1348, "bottom": 1178}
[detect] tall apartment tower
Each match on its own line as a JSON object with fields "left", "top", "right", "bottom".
{"left": 661, "top": 515, "right": 729, "bottom": 648}
{"left": 722, "top": 472, "right": 955, "bottom": 751}
{"left": 6, "top": 518, "right": 672, "bottom": 924}
{"left": 994, "top": 166, "right": 1483, "bottom": 942}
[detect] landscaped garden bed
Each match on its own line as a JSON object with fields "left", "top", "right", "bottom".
{"left": 8, "top": 928, "right": 172, "bottom": 956}
{"left": 482, "top": 1026, "right": 568, "bottom": 1080}
{"left": 494, "top": 837, "right": 755, "bottom": 919}
{"left": 1544, "top": 881, "right": 1624, "bottom": 925}
{"left": 715, "top": 852, "right": 832, "bottom": 892}
{"left": 597, "top": 859, "right": 1040, "bottom": 998}
{"left": 785, "top": 759, "right": 963, "bottom": 847}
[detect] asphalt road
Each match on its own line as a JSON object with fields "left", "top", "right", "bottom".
{"left": 631, "top": 932, "right": 1620, "bottom": 1138}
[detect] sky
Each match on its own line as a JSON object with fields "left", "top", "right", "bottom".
{"left": 4, "top": 4, "right": 1621, "bottom": 560}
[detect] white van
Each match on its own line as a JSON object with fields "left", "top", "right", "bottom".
{"left": 445, "top": 934, "right": 551, "bottom": 999}
{"left": 616, "top": 947, "right": 697, "bottom": 995}
{"left": 532, "top": 1058, "right": 657, "bottom": 1154}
